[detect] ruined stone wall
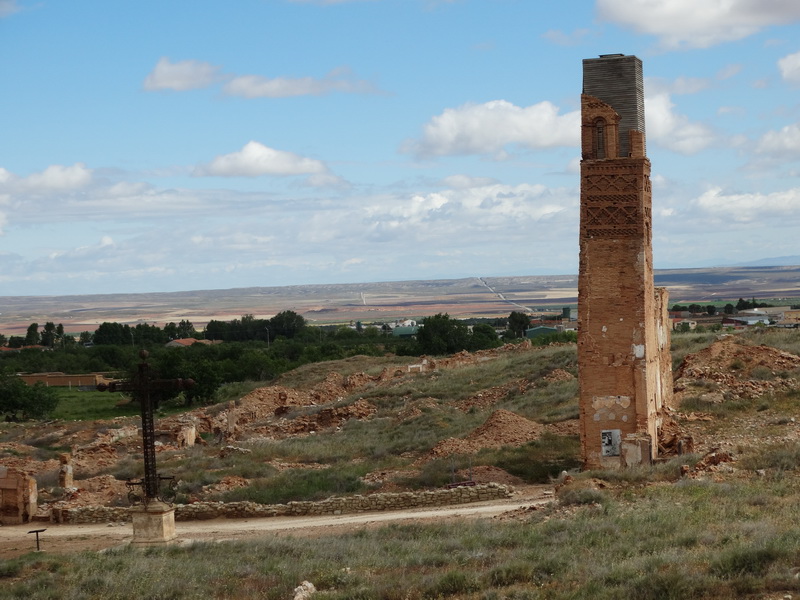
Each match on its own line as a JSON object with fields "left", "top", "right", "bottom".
{"left": 52, "top": 483, "right": 513, "bottom": 524}
{"left": 0, "top": 467, "right": 37, "bottom": 525}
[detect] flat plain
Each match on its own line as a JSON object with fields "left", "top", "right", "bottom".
{"left": 1, "top": 265, "right": 799, "bottom": 336}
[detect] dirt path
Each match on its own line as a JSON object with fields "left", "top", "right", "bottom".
{"left": 0, "top": 487, "right": 553, "bottom": 559}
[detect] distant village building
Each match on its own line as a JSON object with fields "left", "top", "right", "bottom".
{"left": 525, "top": 326, "right": 559, "bottom": 339}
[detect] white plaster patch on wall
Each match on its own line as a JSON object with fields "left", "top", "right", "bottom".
{"left": 592, "top": 395, "right": 631, "bottom": 410}
{"left": 632, "top": 344, "right": 645, "bottom": 359}
{"left": 657, "top": 322, "right": 667, "bottom": 348}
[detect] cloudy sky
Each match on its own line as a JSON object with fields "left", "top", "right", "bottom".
{"left": 2, "top": 0, "right": 799, "bottom": 296}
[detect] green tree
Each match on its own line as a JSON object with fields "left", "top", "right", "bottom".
{"left": 79, "top": 331, "right": 93, "bottom": 345}
{"left": 24, "top": 322, "right": 40, "bottom": 346}
{"left": 0, "top": 333, "right": 6, "bottom": 347}
{"left": 417, "top": 313, "right": 470, "bottom": 355}
{"left": 469, "top": 323, "right": 500, "bottom": 351}
{"left": 507, "top": 311, "right": 531, "bottom": 338}
{"left": 177, "top": 319, "right": 196, "bottom": 338}
{"left": 93, "top": 322, "right": 132, "bottom": 345}
{"left": 41, "top": 321, "right": 57, "bottom": 347}
{"left": 205, "top": 320, "right": 229, "bottom": 341}
{"left": 0, "top": 372, "right": 59, "bottom": 420}
{"left": 270, "top": 310, "right": 306, "bottom": 339}
{"left": 163, "top": 322, "right": 178, "bottom": 340}
{"left": 724, "top": 304, "right": 735, "bottom": 315}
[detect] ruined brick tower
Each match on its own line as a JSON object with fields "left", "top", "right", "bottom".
{"left": 578, "top": 54, "right": 673, "bottom": 469}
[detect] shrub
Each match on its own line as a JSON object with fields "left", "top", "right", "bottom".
{"left": 750, "top": 365, "right": 774, "bottom": 380}
{"left": 220, "top": 465, "right": 370, "bottom": 504}
{"left": 485, "top": 562, "right": 532, "bottom": 587}
{"left": 558, "top": 486, "right": 607, "bottom": 506}
{"left": 710, "top": 543, "right": 783, "bottom": 578}
{"left": 739, "top": 442, "right": 800, "bottom": 472}
{"left": 483, "top": 434, "right": 581, "bottom": 484}
{"left": 427, "top": 570, "right": 479, "bottom": 596}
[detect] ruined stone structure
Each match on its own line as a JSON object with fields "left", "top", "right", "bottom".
{"left": 52, "top": 483, "right": 513, "bottom": 524}
{"left": 578, "top": 54, "right": 673, "bottom": 469}
{"left": 0, "top": 467, "right": 37, "bottom": 525}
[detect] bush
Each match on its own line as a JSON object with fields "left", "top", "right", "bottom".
{"left": 558, "top": 486, "right": 607, "bottom": 506}
{"left": 427, "top": 570, "right": 479, "bottom": 596}
{"left": 710, "top": 544, "right": 783, "bottom": 578}
{"left": 739, "top": 442, "right": 800, "bottom": 472}
{"left": 220, "top": 466, "right": 370, "bottom": 504}
{"left": 484, "top": 434, "right": 581, "bottom": 483}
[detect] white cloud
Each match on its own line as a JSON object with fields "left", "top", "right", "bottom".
{"left": 223, "top": 67, "right": 378, "bottom": 98}
{"left": 695, "top": 187, "right": 800, "bottom": 223}
{"left": 778, "top": 50, "right": 800, "bottom": 85}
{"left": 597, "top": 0, "right": 800, "bottom": 49}
{"left": 541, "top": 28, "right": 591, "bottom": 46}
{"left": 143, "top": 57, "right": 223, "bottom": 91}
{"left": 717, "top": 106, "right": 746, "bottom": 117}
{"left": 407, "top": 100, "right": 579, "bottom": 158}
{"left": 23, "top": 163, "right": 93, "bottom": 190}
{"left": 645, "top": 93, "right": 715, "bottom": 154}
{"left": 755, "top": 123, "right": 800, "bottom": 158}
{"left": 195, "top": 141, "right": 328, "bottom": 177}
{"left": 364, "top": 183, "right": 569, "bottom": 233}
{"left": 439, "top": 174, "right": 497, "bottom": 189}
{"left": 716, "top": 64, "right": 742, "bottom": 80}
{"left": 0, "top": 0, "right": 19, "bottom": 17}
{"left": 303, "top": 173, "right": 350, "bottom": 188}
{"left": 649, "top": 77, "right": 711, "bottom": 95}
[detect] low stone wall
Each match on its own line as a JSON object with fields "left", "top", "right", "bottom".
{"left": 52, "top": 483, "right": 513, "bottom": 524}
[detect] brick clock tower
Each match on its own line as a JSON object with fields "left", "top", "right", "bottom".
{"left": 578, "top": 54, "right": 673, "bottom": 469}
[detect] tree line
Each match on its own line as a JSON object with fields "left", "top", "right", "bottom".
{"left": 670, "top": 298, "right": 775, "bottom": 316}
{"left": 1, "top": 310, "right": 567, "bottom": 419}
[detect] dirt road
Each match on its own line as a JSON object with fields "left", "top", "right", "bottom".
{"left": 0, "top": 488, "right": 553, "bottom": 559}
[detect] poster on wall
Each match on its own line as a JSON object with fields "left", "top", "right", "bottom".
{"left": 601, "top": 429, "right": 621, "bottom": 456}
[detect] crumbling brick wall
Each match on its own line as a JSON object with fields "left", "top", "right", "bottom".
{"left": 577, "top": 55, "right": 672, "bottom": 469}
{"left": 0, "top": 467, "right": 37, "bottom": 525}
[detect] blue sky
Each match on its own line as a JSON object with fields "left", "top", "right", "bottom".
{"left": 1, "top": 0, "right": 799, "bottom": 296}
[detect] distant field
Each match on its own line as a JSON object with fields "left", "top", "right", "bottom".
{"left": 1, "top": 265, "right": 799, "bottom": 336}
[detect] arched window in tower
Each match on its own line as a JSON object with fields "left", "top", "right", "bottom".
{"left": 594, "top": 118, "right": 606, "bottom": 159}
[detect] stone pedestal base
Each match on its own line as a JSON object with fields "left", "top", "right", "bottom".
{"left": 130, "top": 501, "right": 176, "bottom": 547}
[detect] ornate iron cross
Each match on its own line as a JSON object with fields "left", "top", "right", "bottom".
{"left": 98, "top": 350, "right": 194, "bottom": 504}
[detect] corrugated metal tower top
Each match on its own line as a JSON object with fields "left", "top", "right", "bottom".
{"left": 582, "top": 54, "right": 645, "bottom": 158}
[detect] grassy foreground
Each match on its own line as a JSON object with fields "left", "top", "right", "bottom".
{"left": 5, "top": 330, "right": 800, "bottom": 598}
{"left": 3, "top": 473, "right": 800, "bottom": 599}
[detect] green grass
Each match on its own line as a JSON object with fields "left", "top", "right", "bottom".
{"left": 5, "top": 477, "right": 800, "bottom": 599}
{"left": 50, "top": 389, "right": 142, "bottom": 421}
{"left": 219, "top": 463, "right": 373, "bottom": 504}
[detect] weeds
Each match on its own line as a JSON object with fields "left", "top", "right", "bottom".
{"left": 8, "top": 476, "right": 800, "bottom": 600}
{"left": 219, "top": 463, "right": 373, "bottom": 504}
{"left": 739, "top": 442, "right": 800, "bottom": 472}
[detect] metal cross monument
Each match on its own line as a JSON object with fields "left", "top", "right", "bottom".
{"left": 98, "top": 350, "right": 194, "bottom": 505}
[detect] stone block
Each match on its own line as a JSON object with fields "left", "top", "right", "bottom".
{"left": 130, "top": 502, "right": 177, "bottom": 547}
